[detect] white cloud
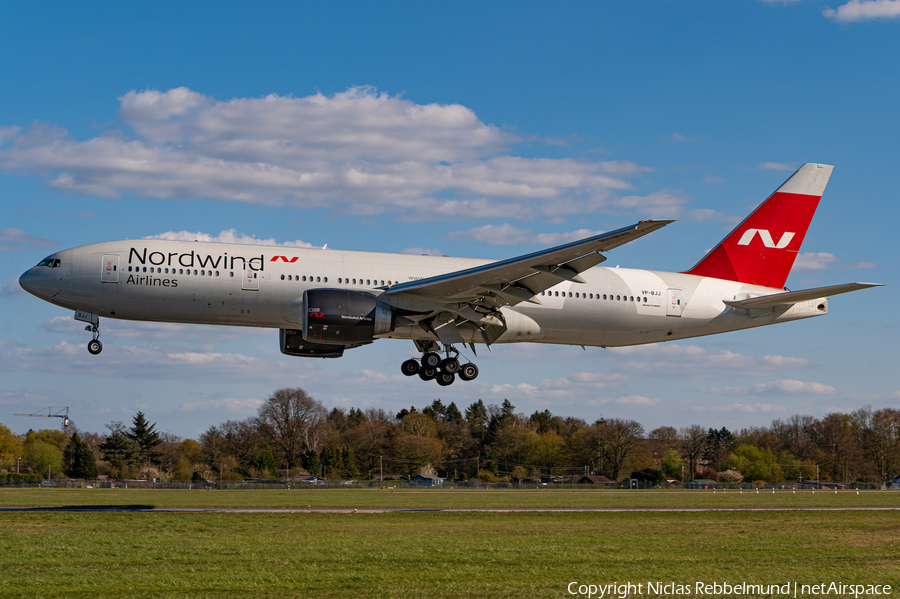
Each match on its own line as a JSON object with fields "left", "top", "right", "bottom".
{"left": 824, "top": 0, "right": 900, "bottom": 21}
{"left": 794, "top": 252, "right": 838, "bottom": 270}
{"left": 708, "top": 403, "right": 788, "bottom": 413}
{"left": 0, "top": 387, "right": 51, "bottom": 406}
{"left": 41, "top": 316, "right": 255, "bottom": 343}
{"left": 609, "top": 344, "right": 810, "bottom": 379}
{"left": 176, "top": 397, "right": 264, "bottom": 413}
{"left": 759, "top": 162, "right": 796, "bottom": 171}
{"left": 613, "top": 395, "right": 660, "bottom": 406}
{"left": 611, "top": 189, "right": 692, "bottom": 218}
{"left": 401, "top": 247, "right": 444, "bottom": 256}
{"left": 143, "top": 228, "right": 314, "bottom": 248}
{"left": 446, "top": 224, "right": 604, "bottom": 247}
{"left": 700, "top": 386, "right": 750, "bottom": 396}
{"left": 490, "top": 382, "right": 540, "bottom": 396}
{"left": 584, "top": 394, "right": 660, "bottom": 407}
{"left": 0, "top": 87, "right": 660, "bottom": 222}
{"left": 752, "top": 379, "right": 839, "bottom": 394}
{"left": 1, "top": 276, "right": 25, "bottom": 299}
{"left": 0, "top": 339, "right": 300, "bottom": 383}
{"left": 762, "top": 355, "right": 811, "bottom": 368}
{"left": 0, "top": 228, "right": 58, "bottom": 252}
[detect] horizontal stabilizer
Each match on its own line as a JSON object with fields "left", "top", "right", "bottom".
{"left": 724, "top": 282, "right": 882, "bottom": 310}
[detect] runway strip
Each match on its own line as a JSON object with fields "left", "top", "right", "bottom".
{"left": 2, "top": 506, "right": 899, "bottom": 513}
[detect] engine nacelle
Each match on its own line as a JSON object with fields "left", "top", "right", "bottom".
{"left": 302, "top": 289, "right": 395, "bottom": 345}
{"left": 279, "top": 328, "right": 345, "bottom": 358}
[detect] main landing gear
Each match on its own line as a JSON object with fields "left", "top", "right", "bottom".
{"left": 86, "top": 322, "right": 102, "bottom": 355}
{"left": 400, "top": 344, "right": 478, "bottom": 386}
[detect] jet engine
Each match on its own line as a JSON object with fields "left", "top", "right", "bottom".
{"left": 279, "top": 328, "right": 346, "bottom": 358}
{"left": 302, "top": 289, "right": 396, "bottom": 345}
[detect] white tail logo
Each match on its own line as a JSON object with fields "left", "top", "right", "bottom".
{"left": 737, "top": 229, "right": 795, "bottom": 249}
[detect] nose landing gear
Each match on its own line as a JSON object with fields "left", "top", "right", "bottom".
{"left": 400, "top": 343, "right": 478, "bottom": 385}
{"left": 86, "top": 323, "right": 102, "bottom": 355}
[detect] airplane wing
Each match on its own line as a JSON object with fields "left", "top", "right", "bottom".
{"left": 383, "top": 220, "right": 672, "bottom": 347}
{"left": 723, "top": 282, "right": 882, "bottom": 310}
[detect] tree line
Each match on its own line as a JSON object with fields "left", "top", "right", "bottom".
{"left": 1, "top": 388, "right": 898, "bottom": 485}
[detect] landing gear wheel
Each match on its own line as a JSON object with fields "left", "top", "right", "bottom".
{"left": 422, "top": 352, "right": 441, "bottom": 368}
{"left": 439, "top": 357, "right": 460, "bottom": 374}
{"left": 401, "top": 359, "right": 420, "bottom": 376}
{"left": 436, "top": 371, "right": 455, "bottom": 386}
{"left": 418, "top": 367, "right": 437, "bottom": 381}
{"left": 87, "top": 339, "right": 103, "bottom": 355}
{"left": 458, "top": 363, "right": 478, "bottom": 381}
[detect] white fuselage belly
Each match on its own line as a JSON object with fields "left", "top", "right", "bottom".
{"left": 35, "top": 240, "right": 827, "bottom": 348}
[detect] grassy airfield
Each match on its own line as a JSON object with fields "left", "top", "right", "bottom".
{"left": 1, "top": 490, "right": 898, "bottom": 598}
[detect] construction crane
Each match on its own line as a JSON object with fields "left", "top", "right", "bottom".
{"left": 14, "top": 406, "right": 71, "bottom": 434}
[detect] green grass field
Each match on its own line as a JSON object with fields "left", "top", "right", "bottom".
{"left": 1, "top": 490, "right": 898, "bottom": 598}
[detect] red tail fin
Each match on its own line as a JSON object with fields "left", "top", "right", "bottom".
{"left": 683, "top": 163, "right": 833, "bottom": 289}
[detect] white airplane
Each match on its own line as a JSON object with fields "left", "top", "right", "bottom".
{"left": 19, "top": 163, "right": 880, "bottom": 386}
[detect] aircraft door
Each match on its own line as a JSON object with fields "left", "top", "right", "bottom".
{"left": 242, "top": 269, "right": 259, "bottom": 291}
{"left": 666, "top": 288, "right": 683, "bottom": 316}
{"left": 101, "top": 255, "right": 119, "bottom": 283}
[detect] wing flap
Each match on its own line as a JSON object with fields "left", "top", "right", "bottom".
{"left": 724, "top": 282, "right": 882, "bottom": 310}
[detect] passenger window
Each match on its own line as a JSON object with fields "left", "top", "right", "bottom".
{"left": 229, "top": 272, "right": 234, "bottom": 277}
{"left": 317, "top": 277, "right": 321, "bottom": 282}
{"left": 616, "top": 295, "right": 620, "bottom": 301}
{"left": 281, "top": 275, "right": 285, "bottom": 280}
{"left": 128, "top": 266, "right": 132, "bottom": 272}
{"left": 324, "top": 277, "right": 328, "bottom": 282}
{"left": 554, "top": 291, "right": 559, "bottom": 297}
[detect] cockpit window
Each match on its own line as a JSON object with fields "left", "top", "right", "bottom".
{"left": 36, "top": 258, "right": 61, "bottom": 268}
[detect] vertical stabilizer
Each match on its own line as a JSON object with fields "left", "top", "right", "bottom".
{"left": 683, "top": 163, "right": 833, "bottom": 289}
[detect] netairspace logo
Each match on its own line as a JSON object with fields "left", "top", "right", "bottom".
{"left": 566, "top": 581, "right": 893, "bottom": 598}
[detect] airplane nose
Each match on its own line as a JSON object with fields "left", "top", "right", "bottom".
{"left": 19, "top": 269, "right": 34, "bottom": 293}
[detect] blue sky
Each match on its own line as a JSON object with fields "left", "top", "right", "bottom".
{"left": 1, "top": 1, "right": 897, "bottom": 439}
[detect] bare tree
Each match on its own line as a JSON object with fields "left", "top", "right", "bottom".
{"left": 218, "top": 417, "right": 262, "bottom": 466}
{"left": 679, "top": 424, "right": 707, "bottom": 479}
{"left": 596, "top": 418, "right": 645, "bottom": 481}
{"left": 648, "top": 426, "right": 679, "bottom": 467}
{"left": 257, "top": 388, "right": 327, "bottom": 469}
{"left": 863, "top": 408, "right": 900, "bottom": 482}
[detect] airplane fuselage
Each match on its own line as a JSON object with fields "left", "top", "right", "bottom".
{"left": 19, "top": 239, "right": 827, "bottom": 349}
